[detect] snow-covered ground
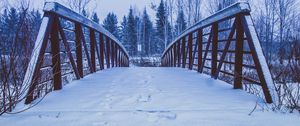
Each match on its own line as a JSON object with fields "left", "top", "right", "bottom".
{"left": 0, "top": 67, "right": 299, "bottom": 126}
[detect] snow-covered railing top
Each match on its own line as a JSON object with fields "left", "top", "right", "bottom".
{"left": 163, "top": 2, "right": 250, "bottom": 54}
{"left": 161, "top": 2, "right": 275, "bottom": 103}
{"left": 43, "top": 2, "right": 129, "bottom": 56}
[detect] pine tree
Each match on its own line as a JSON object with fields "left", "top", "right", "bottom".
{"left": 91, "top": 13, "right": 100, "bottom": 24}
{"left": 1, "top": 8, "right": 19, "bottom": 54}
{"left": 141, "top": 8, "right": 154, "bottom": 56}
{"left": 103, "top": 12, "right": 120, "bottom": 39}
{"left": 120, "top": 16, "right": 128, "bottom": 47}
{"left": 155, "top": 0, "right": 171, "bottom": 54}
{"left": 175, "top": 10, "right": 187, "bottom": 36}
{"left": 127, "top": 7, "right": 137, "bottom": 56}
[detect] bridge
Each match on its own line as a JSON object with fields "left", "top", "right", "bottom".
{"left": 3, "top": 2, "right": 298, "bottom": 126}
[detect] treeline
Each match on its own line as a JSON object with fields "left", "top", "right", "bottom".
{"left": 99, "top": 0, "right": 180, "bottom": 56}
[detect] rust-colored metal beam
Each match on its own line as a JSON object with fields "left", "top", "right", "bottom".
{"left": 211, "top": 23, "right": 218, "bottom": 77}
{"left": 188, "top": 33, "right": 193, "bottom": 70}
{"left": 99, "top": 33, "right": 104, "bottom": 70}
{"left": 197, "top": 29, "right": 203, "bottom": 72}
{"left": 182, "top": 37, "right": 186, "bottom": 68}
{"left": 234, "top": 15, "right": 244, "bottom": 89}
{"left": 106, "top": 36, "right": 111, "bottom": 68}
{"left": 75, "top": 23, "right": 83, "bottom": 78}
{"left": 89, "top": 29, "right": 96, "bottom": 72}
{"left": 51, "top": 16, "right": 62, "bottom": 90}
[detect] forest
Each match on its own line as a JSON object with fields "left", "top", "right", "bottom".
{"left": 0, "top": 0, "right": 300, "bottom": 115}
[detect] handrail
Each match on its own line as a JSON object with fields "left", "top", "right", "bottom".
{"left": 163, "top": 2, "right": 251, "bottom": 55}
{"left": 161, "top": 2, "right": 274, "bottom": 103}
{"left": 22, "top": 2, "right": 130, "bottom": 104}
{"left": 43, "top": 2, "right": 129, "bottom": 56}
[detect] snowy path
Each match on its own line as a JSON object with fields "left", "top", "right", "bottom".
{"left": 1, "top": 67, "right": 299, "bottom": 126}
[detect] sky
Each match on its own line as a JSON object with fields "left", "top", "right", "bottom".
{"left": 30, "top": 0, "right": 161, "bottom": 23}
{"left": 2, "top": 0, "right": 300, "bottom": 24}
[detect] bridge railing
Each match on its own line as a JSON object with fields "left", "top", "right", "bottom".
{"left": 22, "top": 2, "right": 129, "bottom": 104}
{"left": 161, "top": 2, "right": 274, "bottom": 103}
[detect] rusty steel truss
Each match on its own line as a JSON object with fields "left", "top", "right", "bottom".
{"left": 161, "top": 2, "right": 274, "bottom": 103}
{"left": 22, "top": 2, "right": 129, "bottom": 104}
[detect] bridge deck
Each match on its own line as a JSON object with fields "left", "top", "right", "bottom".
{"left": 1, "top": 68, "right": 299, "bottom": 126}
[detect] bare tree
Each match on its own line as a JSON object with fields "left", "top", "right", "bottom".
{"left": 64, "top": 0, "right": 92, "bottom": 14}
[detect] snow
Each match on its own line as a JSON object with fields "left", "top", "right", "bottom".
{"left": 1, "top": 67, "right": 299, "bottom": 126}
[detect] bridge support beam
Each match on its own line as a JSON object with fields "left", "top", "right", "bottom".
{"left": 99, "top": 33, "right": 105, "bottom": 70}
{"left": 177, "top": 41, "right": 181, "bottom": 67}
{"left": 51, "top": 16, "right": 62, "bottom": 90}
{"left": 211, "top": 23, "right": 218, "bottom": 77}
{"left": 197, "top": 29, "right": 203, "bottom": 73}
{"left": 182, "top": 37, "right": 186, "bottom": 68}
{"left": 188, "top": 33, "right": 193, "bottom": 70}
{"left": 90, "top": 29, "right": 97, "bottom": 73}
{"left": 75, "top": 23, "right": 83, "bottom": 78}
{"left": 106, "top": 36, "right": 111, "bottom": 68}
{"left": 234, "top": 15, "right": 244, "bottom": 89}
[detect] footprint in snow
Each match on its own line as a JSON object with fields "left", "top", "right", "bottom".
{"left": 92, "top": 121, "right": 108, "bottom": 126}
{"left": 136, "top": 110, "right": 177, "bottom": 122}
{"left": 137, "top": 94, "right": 151, "bottom": 103}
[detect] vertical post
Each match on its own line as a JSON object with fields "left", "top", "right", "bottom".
{"left": 99, "top": 33, "right": 104, "bottom": 70}
{"left": 188, "top": 33, "right": 193, "bottom": 70}
{"left": 111, "top": 42, "right": 115, "bottom": 67}
{"left": 177, "top": 42, "right": 181, "bottom": 67}
{"left": 115, "top": 44, "right": 118, "bottom": 67}
{"left": 173, "top": 44, "right": 176, "bottom": 67}
{"left": 170, "top": 48, "right": 174, "bottom": 67}
{"left": 75, "top": 23, "right": 83, "bottom": 78}
{"left": 51, "top": 16, "right": 62, "bottom": 90}
{"left": 90, "top": 29, "right": 96, "bottom": 72}
{"left": 106, "top": 36, "right": 111, "bottom": 68}
{"left": 211, "top": 23, "right": 218, "bottom": 77}
{"left": 182, "top": 37, "right": 186, "bottom": 68}
{"left": 197, "top": 29, "right": 203, "bottom": 72}
{"left": 234, "top": 15, "right": 244, "bottom": 89}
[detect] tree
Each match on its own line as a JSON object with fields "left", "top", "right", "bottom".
{"left": 91, "top": 12, "right": 99, "bottom": 24}
{"left": 277, "top": 0, "right": 297, "bottom": 64}
{"left": 155, "top": 0, "right": 171, "bottom": 53}
{"left": 175, "top": 10, "right": 187, "bottom": 36}
{"left": 141, "top": 8, "right": 154, "bottom": 56}
{"left": 120, "top": 16, "right": 128, "bottom": 46}
{"left": 103, "top": 12, "right": 120, "bottom": 39}
{"left": 127, "top": 7, "right": 138, "bottom": 56}
{"left": 65, "top": 0, "right": 92, "bottom": 14}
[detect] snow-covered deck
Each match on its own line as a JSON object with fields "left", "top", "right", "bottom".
{"left": 1, "top": 68, "right": 299, "bottom": 126}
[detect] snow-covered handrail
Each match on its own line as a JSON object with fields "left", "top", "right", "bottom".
{"left": 22, "top": 2, "right": 130, "bottom": 104}
{"left": 163, "top": 2, "right": 251, "bottom": 54}
{"left": 161, "top": 2, "right": 274, "bottom": 103}
{"left": 43, "top": 2, "right": 129, "bottom": 56}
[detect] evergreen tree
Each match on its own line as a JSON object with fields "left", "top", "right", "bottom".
{"left": 155, "top": 0, "right": 171, "bottom": 54}
{"left": 1, "top": 8, "right": 19, "bottom": 54}
{"left": 175, "top": 10, "right": 187, "bottom": 36}
{"left": 103, "top": 12, "right": 120, "bottom": 39}
{"left": 126, "top": 7, "right": 137, "bottom": 56}
{"left": 91, "top": 13, "right": 100, "bottom": 24}
{"left": 120, "top": 16, "right": 128, "bottom": 47}
{"left": 141, "top": 9, "right": 154, "bottom": 56}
